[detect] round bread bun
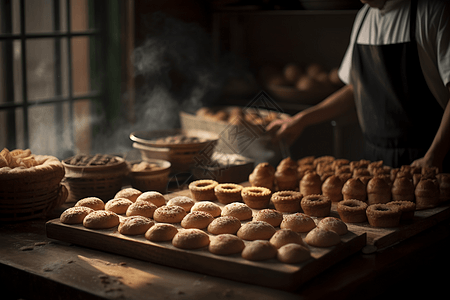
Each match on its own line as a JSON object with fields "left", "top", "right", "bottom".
{"left": 191, "top": 201, "right": 222, "bottom": 218}
{"left": 136, "top": 191, "right": 166, "bottom": 207}
{"left": 208, "top": 234, "right": 245, "bottom": 256}
{"left": 83, "top": 210, "right": 120, "bottom": 229}
{"left": 126, "top": 200, "right": 157, "bottom": 218}
{"left": 386, "top": 200, "right": 416, "bottom": 221}
{"left": 172, "top": 228, "right": 210, "bottom": 249}
{"left": 336, "top": 199, "right": 368, "bottom": 223}
{"left": 271, "top": 191, "right": 302, "bottom": 213}
{"left": 153, "top": 205, "right": 187, "bottom": 223}
{"left": 241, "top": 186, "right": 272, "bottom": 209}
{"left": 181, "top": 211, "right": 214, "bottom": 229}
{"left": 118, "top": 216, "right": 154, "bottom": 235}
{"left": 75, "top": 197, "right": 105, "bottom": 211}
{"left": 301, "top": 194, "right": 332, "bottom": 217}
{"left": 253, "top": 209, "right": 283, "bottom": 227}
{"left": 145, "top": 223, "right": 178, "bottom": 242}
{"left": 207, "top": 216, "right": 241, "bottom": 235}
{"left": 214, "top": 183, "right": 243, "bottom": 204}
{"left": 189, "top": 179, "right": 218, "bottom": 201}
{"left": 105, "top": 198, "right": 134, "bottom": 214}
{"left": 366, "top": 204, "right": 401, "bottom": 228}
{"left": 241, "top": 240, "right": 277, "bottom": 261}
{"left": 166, "top": 196, "right": 195, "bottom": 212}
{"left": 60, "top": 206, "right": 94, "bottom": 224}
{"left": 317, "top": 217, "right": 348, "bottom": 235}
{"left": 277, "top": 243, "right": 311, "bottom": 264}
{"left": 237, "top": 221, "right": 276, "bottom": 241}
{"left": 304, "top": 227, "right": 341, "bottom": 247}
{"left": 269, "top": 229, "right": 305, "bottom": 249}
{"left": 221, "top": 202, "right": 253, "bottom": 221}
{"left": 280, "top": 213, "right": 316, "bottom": 233}
{"left": 115, "top": 187, "right": 142, "bottom": 202}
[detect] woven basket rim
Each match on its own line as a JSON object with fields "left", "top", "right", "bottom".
{"left": 130, "top": 128, "right": 219, "bottom": 149}
{"left": 62, "top": 155, "right": 126, "bottom": 170}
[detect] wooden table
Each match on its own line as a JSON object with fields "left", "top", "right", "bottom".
{"left": 1, "top": 203, "right": 449, "bottom": 300}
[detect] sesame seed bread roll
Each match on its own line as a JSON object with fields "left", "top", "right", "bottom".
{"left": 60, "top": 206, "right": 94, "bottom": 224}
{"left": 75, "top": 197, "right": 105, "bottom": 211}
{"left": 83, "top": 210, "right": 120, "bottom": 229}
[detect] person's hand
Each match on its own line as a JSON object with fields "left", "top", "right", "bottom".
{"left": 266, "top": 116, "right": 304, "bottom": 145}
{"left": 411, "top": 156, "right": 442, "bottom": 172}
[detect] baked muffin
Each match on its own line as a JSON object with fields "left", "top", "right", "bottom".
{"left": 321, "top": 175, "right": 343, "bottom": 202}
{"left": 342, "top": 177, "right": 367, "bottom": 202}
{"left": 299, "top": 171, "right": 322, "bottom": 196}
{"left": 391, "top": 176, "right": 415, "bottom": 202}
{"left": 437, "top": 173, "right": 450, "bottom": 203}
{"left": 275, "top": 164, "right": 299, "bottom": 191}
{"left": 415, "top": 178, "right": 440, "bottom": 210}
{"left": 249, "top": 162, "right": 275, "bottom": 190}
{"left": 367, "top": 176, "right": 391, "bottom": 205}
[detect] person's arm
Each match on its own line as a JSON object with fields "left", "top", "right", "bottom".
{"left": 411, "top": 84, "right": 450, "bottom": 172}
{"left": 266, "top": 84, "right": 355, "bottom": 145}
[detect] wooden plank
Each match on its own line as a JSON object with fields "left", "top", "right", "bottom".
{"left": 46, "top": 219, "right": 366, "bottom": 291}
{"left": 344, "top": 203, "right": 450, "bottom": 250}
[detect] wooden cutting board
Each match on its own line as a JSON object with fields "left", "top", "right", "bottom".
{"left": 344, "top": 203, "right": 450, "bottom": 251}
{"left": 46, "top": 188, "right": 366, "bottom": 291}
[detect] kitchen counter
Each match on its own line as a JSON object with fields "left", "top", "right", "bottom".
{"left": 1, "top": 202, "right": 449, "bottom": 300}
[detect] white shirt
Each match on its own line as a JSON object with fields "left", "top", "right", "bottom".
{"left": 338, "top": 0, "right": 450, "bottom": 108}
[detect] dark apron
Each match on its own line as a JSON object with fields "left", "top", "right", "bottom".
{"left": 350, "top": 0, "right": 448, "bottom": 171}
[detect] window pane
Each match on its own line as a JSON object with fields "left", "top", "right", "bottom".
{"left": 25, "top": 0, "right": 53, "bottom": 34}
{"left": 73, "top": 99, "right": 92, "bottom": 155}
{"left": 0, "top": 40, "right": 22, "bottom": 104}
{"left": 71, "top": 0, "right": 90, "bottom": 31}
{"left": 72, "top": 36, "right": 91, "bottom": 96}
{"left": 29, "top": 104, "right": 57, "bottom": 155}
{"left": 26, "top": 38, "right": 57, "bottom": 101}
{"left": 0, "top": 108, "right": 24, "bottom": 150}
{"left": 0, "top": 0, "right": 20, "bottom": 35}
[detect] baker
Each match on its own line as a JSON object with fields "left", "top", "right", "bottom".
{"left": 267, "top": 0, "right": 450, "bottom": 172}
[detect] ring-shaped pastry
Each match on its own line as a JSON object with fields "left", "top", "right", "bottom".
{"left": 271, "top": 190, "right": 302, "bottom": 213}
{"left": 214, "top": 183, "right": 243, "bottom": 204}
{"left": 189, "top": 179, "right": 218, "bottom": 201}
{"left": 336, "top": 199, "right": 368, "bottom": 223}
{"left": 301, "top": 194, "right": 331, "bottom": 217}
{"left": 241, "top": 186, "right": 271, "bottom": 209}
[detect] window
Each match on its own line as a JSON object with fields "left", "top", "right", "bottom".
{"left": 0, "top": 0, "right": 123, "bottom": 158}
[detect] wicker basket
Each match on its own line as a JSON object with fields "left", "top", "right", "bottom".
{"left": 130, "top": 129, "right": 219, "bottom": 174}
{"left": 128, "top": 159, "right": 171, "bottom": 193}
{"left": 62, "top": 156, "right": 128, "bottom": 202}
{"left": 0, "top": 156, "right": 68, "bottom": 222}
